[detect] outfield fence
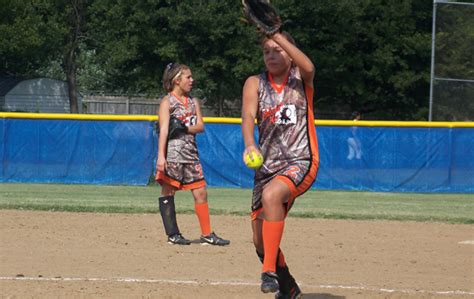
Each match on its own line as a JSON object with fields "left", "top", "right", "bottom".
{"left": 1, "top": 113, "right": 473, "bottom": 193}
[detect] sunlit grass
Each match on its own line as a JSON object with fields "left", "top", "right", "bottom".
{"left": 0, "top": 183, "right": 473, "bottom": 224}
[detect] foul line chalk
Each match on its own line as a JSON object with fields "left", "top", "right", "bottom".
{"left": 1, "top": 276, "right": 473, "bottom": 296}
{"left": 458, "top": 240, "right": 474, "bottom": 245}
{"left": 313, "top": 284, "right": 474, "bottom": 296}
{"left": 0, "top": 276, "right": 198, "bottom": 285}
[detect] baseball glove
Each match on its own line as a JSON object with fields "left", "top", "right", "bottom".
{"left": 168, "top": 116, "right": 188, "bottom": 140}
{"left": 242, "top": 0, "right": 281, "bottom": 37}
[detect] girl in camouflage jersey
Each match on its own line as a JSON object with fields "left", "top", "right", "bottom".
{"left": 156, "top": 63, "right": 229, "bottom": 247}
{"left": 242, "top": 32, "right": 319, "bottom": 297}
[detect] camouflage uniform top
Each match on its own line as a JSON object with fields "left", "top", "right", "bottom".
{"left": 165, "top": 93, "right": 199, "bottom": 163}
{"left": 256, "top": 67, "right": 312, "bottom": 169}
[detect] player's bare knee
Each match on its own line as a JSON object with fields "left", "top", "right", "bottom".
{"left": 261, "top": 189, "right": 283, "bottom": 208}
{"left": 161, "top": 190, "right": 176, "bottom": 197}
{"left": 192, "top": 187, "right": 208, "bottom": 204}
{"left": 161, "top": 184, "right": 176, "bottom": 197}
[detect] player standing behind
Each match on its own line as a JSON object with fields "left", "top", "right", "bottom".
{"left": 241, "top": 30, "right": 319, "bottom": 299}
{"left": 156, "top": 62, "right": 230, "bottom": 247}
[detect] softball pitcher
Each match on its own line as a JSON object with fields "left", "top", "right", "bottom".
{"left": 241, "top": 30, "right": 319, "bottom": 297}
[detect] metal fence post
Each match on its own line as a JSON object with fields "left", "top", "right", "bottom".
{"left": 429, "top": 0, "right": 439, "bottom": 122}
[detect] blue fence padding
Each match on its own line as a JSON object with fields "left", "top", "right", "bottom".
{"left": 313, "top": 126, "right": 473, "bottom": 192}
{"left": 195, "top": 124, "right": 255, "bottom": 189}
{"left": 1, "top": 119, "right": 473, "bottom": 192}
{"left": 0, "top": 118, "right": 155, "bottom": 185}
{"left": 195, "top": 124, "right": 473, "bottom": 193}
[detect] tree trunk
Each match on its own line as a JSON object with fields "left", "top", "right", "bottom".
{"left": 66, "top": 49, "right": 78, "bottom": 113}
{"left": 218, "top": 83, "right": 223, "bottom": 117}
{"left": 65, "top": 0, "right": 83, "bottom": 114}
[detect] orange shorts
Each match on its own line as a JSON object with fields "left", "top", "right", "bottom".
{"left": 156, "top": 161, "right": 206, "bottom": 190}
{"left": 251, "top": 158, "right": 319, "bottom": 220}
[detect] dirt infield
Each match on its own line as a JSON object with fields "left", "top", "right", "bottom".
{"left": 1, "top": 210, "right": 473, "bottom": 298}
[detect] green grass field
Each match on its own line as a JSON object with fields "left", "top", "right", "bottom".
{"left": 0, "top": 183, "right": 473, "bottom": 224}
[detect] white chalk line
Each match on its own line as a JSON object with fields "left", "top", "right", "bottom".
{"left": 0, "top": 276, "right": 198, "bottom": 285}
{"left": 458, "top": 240, "right": 474, "bottom": 245}
{"left": 1, "top": 276, "right": 473, "bottom": 296}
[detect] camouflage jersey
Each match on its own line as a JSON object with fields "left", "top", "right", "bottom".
{"left": 252, "top": 67, "right": 319, "bottom": 212}
{"left": 257, "top": 67, "right": 313, "bottom": 163}
{"left": 165, "top": 93, "right": 199, "bottom": 163}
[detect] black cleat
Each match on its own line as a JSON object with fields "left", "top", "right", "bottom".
{"left": 255, "top": 250, "right": 301, "bottom": 297}
{"left": 167, "top": 233, "right": 191, "bottom": 245}
{"left": 200, "top": 232, "right": 230, "bottom": 246}
{"left": 275, "top": 264, "right": 302, "bottom": 298}
{"left": 261, "top": 272, "right": 279, "bottom": 293}
{"left": 275, "top": 283, "right": 302, "bottom": 299}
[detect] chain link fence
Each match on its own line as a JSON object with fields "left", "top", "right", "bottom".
{"left": 430, "top": 0, "right": 474, "bottom": 121}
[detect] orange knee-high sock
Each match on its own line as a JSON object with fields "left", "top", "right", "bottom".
{"left": 194, "top": 202, "right": 211, "bottom": 236}
{"left": 262, "top": 220, "right": 285, "bottom": 273}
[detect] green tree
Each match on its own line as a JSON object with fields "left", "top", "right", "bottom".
{"left": 87, "top": 0, "right": 260, "bottom": 115}
{"left": 0, "top": 0, "right": 87, "bottom": 113}
{"left": 276, "top": 0, "right": 432, "bottom": 120}
{"left": 0, "top": 0, "right": 64, "bottom": 75}
{"left": 1, "top": 0, "right": 438, "bottom": 120}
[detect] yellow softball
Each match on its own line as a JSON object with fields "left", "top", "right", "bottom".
{"left": 244, "top": 151, "right": 264, "bottom": 169}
